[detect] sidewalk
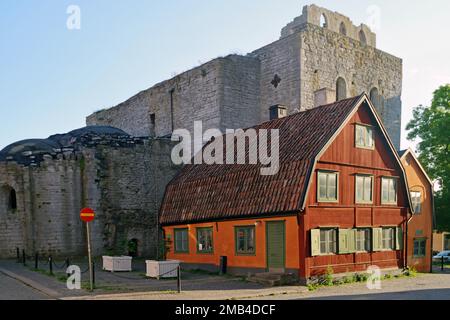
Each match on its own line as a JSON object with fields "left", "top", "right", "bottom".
{"left": 0, "top": 259, "right": 308, "bottom": 300}
{"left": 63, "top": 286, "right": 309, "bottom": 300}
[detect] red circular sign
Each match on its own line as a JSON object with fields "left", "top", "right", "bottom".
{"left": 80, "top": 208, "right": 95, "bottom": 222}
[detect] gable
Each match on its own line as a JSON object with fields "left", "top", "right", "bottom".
{"left": 160, "top": 96, "right": 361, "bottom": 226}
{"left": 319, "top": 100, "right": 399, "bottom": 170}
{"left": 159, "top": 94, "right": 412, "bottom": 226}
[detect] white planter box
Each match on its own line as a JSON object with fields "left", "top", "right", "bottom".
{"left": 102, "top": 256, "right": 133, "bottom": 272}
{"left": 146, "top": 260, "right": 180, "bottom": 279}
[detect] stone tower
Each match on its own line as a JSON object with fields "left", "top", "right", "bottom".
{"left": 87, "top": 4, "right": 402, "bottom": 148}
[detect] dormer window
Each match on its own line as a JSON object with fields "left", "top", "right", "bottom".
{"left": 355, "top": 124, "right": 374, "bottom": 149}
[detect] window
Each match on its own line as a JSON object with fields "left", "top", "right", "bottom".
{"left": 317, "top": 171, "right": 338, "bottom": 202}
{"left": 339, "top": 22, "right": 347, "bottom": 36}
{"left": 359, "top": 30, "right": 367, "bottom": 45}
{"left": 197, "top": 227, "right": 213, "bottom": 253}
{"left": 355, "top": 124, "right": 374, "bottom": 149}
{"left": 235, "top": 226, "right": 255, "bottom": 255}
{"left": 382, "top": 177, "right": 397, "bottom": 205}
{"left": 336, "top": 77, "right": 347, "bottom": 101}
{"left": 320, "top": 229, "right": 337, "bottom": 255}
{"left": 382, "top": 227, "right": 395, "bottom": 250}
{"left": 413, "top": 239, "right": 426, "bottom": 257}
{"left": 9, "top": 188, "right": 17, "bottom": 210}
{"left": 370, "top": 87, "right": 380, "bottom": 109}
{"left": 320, "top": 14, "right": 328, "bottom": 28}
{"left": 356, "top": 229, "right": 371, "bottom": 252}
{"left": 444, "top": 235, "right": 450, "bottom": 250}
{"left": 174, "top": 228, "right": 189, "bottom": 253}
{"left": 410, "top": 191, "right": 422, "bottom": 214}
{"left": 355, "top": 175, "right": 373, "bottom": 204}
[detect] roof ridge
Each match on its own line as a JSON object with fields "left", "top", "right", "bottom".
{"left": 249, "top": 94, "right": 364, "bottom": 130}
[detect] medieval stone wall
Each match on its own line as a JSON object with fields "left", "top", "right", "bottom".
{"left": 299, "top": 23, "right": 402, "bottom": 147}
{"left": 220, "top": 55, "right": 261, "bottom": 130}
{"left": 89, "top": 139, "right": 179, "bottom": 257}
{"left": 85, "top": 5, "right": 402, "bottom": 148}
{"left": 0, "top": 138, "right": 179, "bottom": 259}
{"left": 87, "top": 58, "right": 225, "bottom": 138}
{"left": 0, "top": 163, "right": 27, "bottom": 258}
{"left": 251, "top": 33, "right": 302, "bottom": 121}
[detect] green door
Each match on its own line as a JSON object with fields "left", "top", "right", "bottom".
{"left": 266, "top": 221, "right": 286, "bottom": 271}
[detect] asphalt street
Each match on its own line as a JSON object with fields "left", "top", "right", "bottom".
{"left": 0, "top": 272, "right": 49, "bottom": 300}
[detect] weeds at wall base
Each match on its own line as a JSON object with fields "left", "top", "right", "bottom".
{"left": 307, "top": 267, "right": 419, "bottom": 292}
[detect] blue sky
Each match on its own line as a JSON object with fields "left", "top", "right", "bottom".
{"left": 0, "top": 0, "right": 449, "bottom": 150}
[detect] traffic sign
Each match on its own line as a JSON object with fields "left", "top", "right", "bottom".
{"left": 80, "top": 208, "right": 95, "bottom": 223}
{"left": 80, "top": 207, "right": 95, "bottom": 291}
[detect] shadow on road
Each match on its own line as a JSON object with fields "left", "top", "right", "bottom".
{"left": 300, "top": 288, "right": 450, "bottom": 300}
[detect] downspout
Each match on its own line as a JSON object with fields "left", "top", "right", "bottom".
{"left": 430, "top": 182, "right": 436, "bottom": 273}
{"left": 405, "top": 209, "right": 414, "bottom": 270}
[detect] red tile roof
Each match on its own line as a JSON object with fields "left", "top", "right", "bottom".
{"left": 160, "top": 95, "right": 363, "bottom": 225}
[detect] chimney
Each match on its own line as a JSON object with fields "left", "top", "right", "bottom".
{"left": 314, "top": 88, "right": 336, "bottom": 108}
{"left": 269, "top": 105, "right": 288, "bottom": 120}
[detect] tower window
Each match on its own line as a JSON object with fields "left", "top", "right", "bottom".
{"left": 150, "top": 113, "right": 155, "bottom": 125}
{"left": 339, "top": 22, "right": 347, "bottom": 36}
{"left": 150, "top": 113, "right": 156, "bottom": 137}
{"left": 336, "top": 77, "right": 347, "bottom": 101}
{"left": 320, "top": 14, "right": 328, "bottom": 28}
{"left": 359, "top": 30, "right": 367, "bottom": 45}
{"left": 9, "top": 188, "right": 17, "bottom": 210}
{"left": 370, "top": 87, "right": 380, "bottom": 109}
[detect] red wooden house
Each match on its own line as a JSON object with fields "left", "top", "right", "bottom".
{"left": 159, "top": 93, "right": 413, "bottom": 283}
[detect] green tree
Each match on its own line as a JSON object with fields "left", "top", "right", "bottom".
{"left": 406, "top": 84, "right": 450, "bottom": 231}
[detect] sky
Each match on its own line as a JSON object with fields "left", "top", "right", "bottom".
{"left": 0, "top": 0, "right": 449, "bottom": 150}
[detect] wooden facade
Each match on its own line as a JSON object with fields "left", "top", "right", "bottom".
{"left": 300, "top": 103, "right": 409, "bottom": 279}
{"left": 161, "top": 95, "right": 415, "bottom": 282}
{"left": 400, "top": 149, "right": 434, "bottom": 273}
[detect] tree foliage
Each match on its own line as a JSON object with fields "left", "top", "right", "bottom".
{"left": 406, "top": 84, "right": 450, "bottom": 231}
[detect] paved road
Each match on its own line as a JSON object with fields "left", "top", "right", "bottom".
{"left": 249, "top": 272, "right": 450, "bottom": 300}
{"left": 0, "top": 272, "right": 49, "bottom": 300}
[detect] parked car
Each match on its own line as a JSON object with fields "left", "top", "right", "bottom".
{"left": 433, "top": 251, "right": 450, "bottom": 262}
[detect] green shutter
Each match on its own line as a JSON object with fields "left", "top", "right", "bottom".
{"left": 372, "top": 228, "right": 382, "bottom": 252}
{"left": 396, "top": 227, "right": 403, "bottom": 250}
{"left": 338, "top": 229, "right": 349, "bottom": 254}
{"left": 348, "top": 229, "right": 356, "bottom": 253}
{"left": 311, "top": 229, "right": 321, "bottom": 257}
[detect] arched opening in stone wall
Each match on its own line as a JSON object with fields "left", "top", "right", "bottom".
{"left": 1, "top": 186, "right": 17, "bottom": 212}
{"left": 128, "top": 238, "right": 139, "bottom": 257}
{"left": 336, "top": 77, "right": 347, "bottom": 101}
{"left": 320, "top": 14, "right": 328, "bottom": 28}
{"left": 370, "top": 87, "right": 380, "bottom": 108}
{"left": 9, "top": 188, "right": 17, "bottom": 211}
{"left": 359, "top": 30, "right": 367, "bottom": 45}
{"left": 339, "top": 22, "right": 347, "bottom": 36}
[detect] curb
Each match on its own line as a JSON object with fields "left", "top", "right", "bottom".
{"left": 0, "top": 268, "right": 60, "bottom": 299}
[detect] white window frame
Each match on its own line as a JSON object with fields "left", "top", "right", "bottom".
{"left": 410, "top": 191, "right": 422, "bottom": 214}
{"left": 356, "top": 228, "right": 372, "bottom": 252}
{"left": 355, "top": 175, "right": 374, "bottom": 204}
{"left": 381, "top": 177, "right": 398, "bottom": 205}
{"left": 319, "top": 229, "right": 337, "bottom": 255}
{"left": 355, "top": 124, "right": 375, "bottom": 150}
{"left": 317, "top": 171, "right": 339, "bottom": 203}
{"left": 381, "top": 227, "right": 395, "bottom": 250}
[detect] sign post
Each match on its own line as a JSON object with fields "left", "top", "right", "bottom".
{"left": 80, "top": 207, "right": 95, "bottom": 292}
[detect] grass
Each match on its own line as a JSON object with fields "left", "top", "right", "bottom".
{"left": 307, "top": 268, "right": 418, "bottom": 292}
